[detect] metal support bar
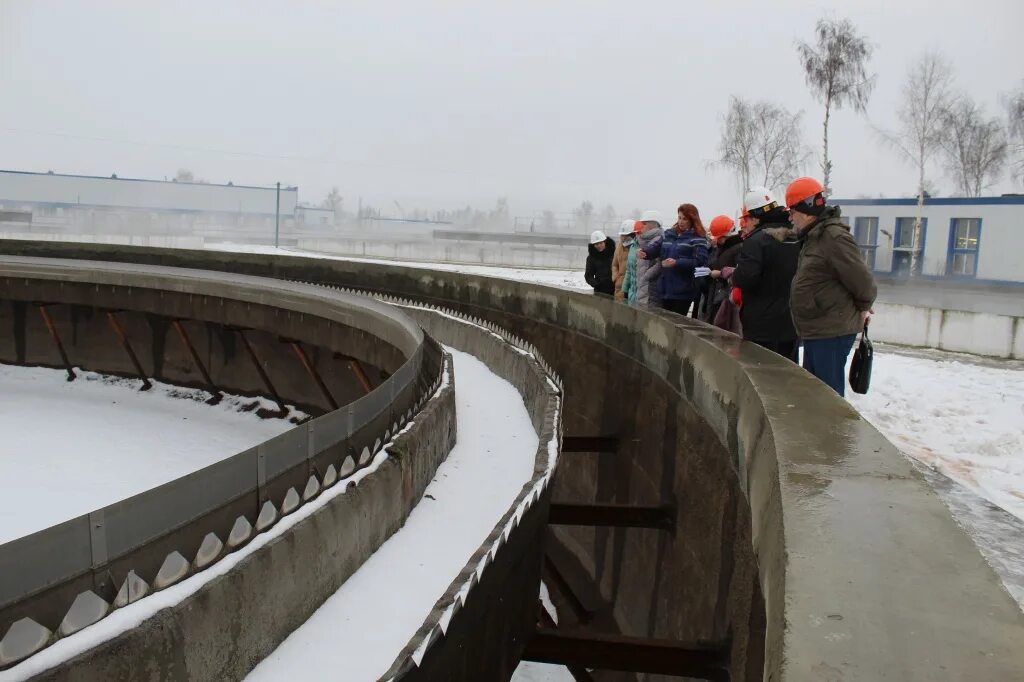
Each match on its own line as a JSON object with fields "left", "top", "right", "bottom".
{"left": 549, "top": 503, "right": 675, "bottom": 530}
{"left": 561, "top": 436, "right": 619, "bottom": 453}
{"left": 36, "top": 304, "right": 75, "bottom": 381}
{"left": 172, "top": 320, "right": 222, "bottom": 404}
{"left": 285, "top": 339, "right": 339, "bottom": 410}
{"left": 106, "top": 311, "right": 152, "bottom": 390}
{"left": 522, "top": 630, "right": 730, "bottom": 681}
{"left": 538, "top": 604, "right": 595, "bottom": 682}
{"left": 333, "top": 352, "right": 375, "bottom": 394}
{"left": 542, "top": 554, "right": 597, "bottom": 625}
{"left": 233, "top": 329, "right": 287, "bottom": 417}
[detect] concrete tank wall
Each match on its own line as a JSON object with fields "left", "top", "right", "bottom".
{"left": 4, "top": 242, "right": 1024, "bottom": 681}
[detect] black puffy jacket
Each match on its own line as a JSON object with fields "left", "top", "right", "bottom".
{"left": 585, "top": 238, "right": 616, "bottom": 295}
{"left": 701, "top": 234, "right": 744, "bottom": 321}
{"left": 731, "top": 221, "right": 801, "bottom": 343}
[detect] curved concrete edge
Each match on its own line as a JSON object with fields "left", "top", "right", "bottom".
{"left": 18, "top": 354, "right": 456, "bottom": 682}
{"left": 2, "top": 241, "right": 1023, "bottom": 680}
{"left": 373, "top": 300, "right": 561, "bottom": 681}
{"left": 0, "top": 255, "right": 424, "bottom": 360}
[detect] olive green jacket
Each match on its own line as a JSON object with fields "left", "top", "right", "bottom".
{"left": 790, "top": 207, "right": 877, "bottom": 340}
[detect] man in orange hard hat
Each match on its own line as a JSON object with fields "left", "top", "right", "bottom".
{"left": 786, "top": 177, "right": 876, "bottom": 396}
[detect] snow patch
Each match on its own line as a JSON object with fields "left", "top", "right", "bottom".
{"left": 0, "top": 365, "right": 302, "bottom": 545}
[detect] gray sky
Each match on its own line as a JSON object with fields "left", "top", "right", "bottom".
{"left": 1, "top": 0, "right": 1021, "bottom": 221}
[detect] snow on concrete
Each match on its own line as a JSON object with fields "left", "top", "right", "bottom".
{"left": 208, "top": 242, "right": 591, "bottom": 292}
{"left": 513, "top": 662, "right": 576, "bottom": 681}
{"left": 847, "top": 348, "right": 1024, "bottom": 524}
{"left": 0, "top": 364, "right": 300, "bottom": 545}
{"left": 246, "top": 346, "right": 539, "bottom": 681}
{"left": 0, "top": 367, "right": 438, "bottom": 682}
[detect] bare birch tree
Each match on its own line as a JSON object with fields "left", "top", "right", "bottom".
{"left": 940, "top": 96, "right": 1009, "bottom": 197}
{"left": 876, "top": 53, "right": 954, "bottom": 275}
{"left": 1006, "top": 83, "right": 1024, "bottom": 185}
{"left": 796, "top": 17, "right": 875, "bottom": 192}
{"left": 711, "top": 96, "right": 757, "bottom": 191}
{"left": 711, "top": 96, "right": 809, "bottom": 193}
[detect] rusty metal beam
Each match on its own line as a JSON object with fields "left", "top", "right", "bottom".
{"left": 285, "top": 339, "right": 339, "bottom": 410}
{"left": 171, "top": 320, "right": 222, "bottom": 405}
{"left": 549, "top": 503, "right": 675, "bottom": 531}
{"left": 36, "top": 304, "right": 75, "bottom": 381}
{"left": 522, "top": 630, "right": 730, "bottom": 681}
{"left": 106, "top": 311, "right": 152, "bottom": 390}
{"left": 233, "top": 328, "right": 287, "bottom": 418}
{"left": 332, "top": 352, "right": 375, "bottom": 394}
{"left": 561, "top": 436, "right": 619, "bottom": 453}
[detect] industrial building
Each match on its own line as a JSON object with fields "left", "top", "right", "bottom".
{"left": 834, "top": 195, "right": 1024, "bottom": 284}
{"left": 0, "top": 169, "right": 335, "bottom": 235}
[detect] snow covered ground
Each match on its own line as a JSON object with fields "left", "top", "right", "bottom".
{"left": 848, "top": 347, "right": 1024, "bottom": 525}
{"left": 0, "top": 364, "right": 299, "bottom": 545}
{"left": 247, "top": 346, "right": 539, "bottom": 680}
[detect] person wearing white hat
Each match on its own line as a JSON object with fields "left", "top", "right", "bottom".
{"left": 611, "top": 219, "right": 636, "bottom": 300}
{"left": 584, "top": 229, "right": 616, "bottom": 296}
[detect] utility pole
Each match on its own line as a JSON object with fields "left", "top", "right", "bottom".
{"left": 274, "top": 182, "right": 281, "bottom": 249}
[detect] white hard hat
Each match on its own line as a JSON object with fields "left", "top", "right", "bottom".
{"left": 639, "top": 209, "right": 663, "bottom": 226}
{"left": 590, "top": 230, "right": 607, "bottom": 244}
{"left": 617, "top": 219, "right": 635, "bottom": 236}
{"left": 743, "top": 187, "right": 779, "bottom": 217}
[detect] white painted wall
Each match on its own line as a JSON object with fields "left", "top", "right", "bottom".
{"left": 835, "top": 200, "right": 1024, "bottom": 282}
{"left": 871, "top": 301, "right": 1022, "bottom": 359}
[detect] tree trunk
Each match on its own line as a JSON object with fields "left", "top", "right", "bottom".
{"left": 822, "top": 97, "right": 832, "bottom": 193}
{"left": 911, "top": 159, "right": 925, "bottom": 277}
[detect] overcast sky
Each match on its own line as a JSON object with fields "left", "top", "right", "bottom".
{"left": 1, "top": 0, "right": 1021, "bottom": 221}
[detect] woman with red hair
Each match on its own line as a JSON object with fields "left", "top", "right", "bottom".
{"left": 647, "top": 203, "right": 710, "bottom": 317}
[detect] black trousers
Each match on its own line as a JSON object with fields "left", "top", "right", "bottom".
{"left": 662, "top": 298, "right": 697, "bottom": 316}
{"left": 751, "top": 338, "right": 799, "bottom": 363}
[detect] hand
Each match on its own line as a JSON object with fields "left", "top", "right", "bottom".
{"left": 637, "top": 250, "right": 647, "bottom": 260}
{"left": 663, "top": 258, "right": 677, "bottom": 268}
{"left": 710, "top": 270, "right": 722, "bottom": 279}
{"left": 861, "top": 308, "right": 873, "bottom": 325}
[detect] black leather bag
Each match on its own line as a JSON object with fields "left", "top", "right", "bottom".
{"left": 849, "top": 323, "right": 873, "bottom": 395}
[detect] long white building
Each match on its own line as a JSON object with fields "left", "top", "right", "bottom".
{"left": 833, "top": 195, "right": 1024, "bottom": 284}
{"left": 0, "top": 169, "right": 340, "bottom": 237}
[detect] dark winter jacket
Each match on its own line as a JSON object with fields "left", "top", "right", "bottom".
{"left": 702, "top": 233, "right": 744, "bottom": 321}
{"left": 731, "top": 221, "right": 801, "bottom": 343}
{"left": 791, "top": 207, "right": 877, "bottom": 340}
{"left": 646, "top": 226, "right": 709, "bottom": 301}
{"left": 585, "top": 237, "right": 616, "bottom": 295}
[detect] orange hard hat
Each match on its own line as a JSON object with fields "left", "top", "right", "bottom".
{"left": 709, "top": 215, "right": 735, "bottom": 239}
{"left": 785, "top": 177, "right": 826, "bottom": 209}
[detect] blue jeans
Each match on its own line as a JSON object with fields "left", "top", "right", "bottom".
{"left": 803, "top": 334, "right": 857, "bottom": 396}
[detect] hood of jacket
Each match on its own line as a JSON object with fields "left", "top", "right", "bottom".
{"left": 637, "top": 225, "right": 663, "bottom": 247}
{"left": 588, "top": 237, "right": 616, "bottom": 259}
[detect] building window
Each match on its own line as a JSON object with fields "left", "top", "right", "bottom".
{"left": 892, "top": 217, "right": 926, "bottom": 275}
{"left": 948, "top": 218, "right": 981, "bottom": 277}
{"left": 853, "top": 217, "right": 879, "bottom": 269}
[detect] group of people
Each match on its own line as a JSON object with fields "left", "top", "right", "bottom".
{"left": 584, "top": 176, "right": 877, "bottom": 397}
